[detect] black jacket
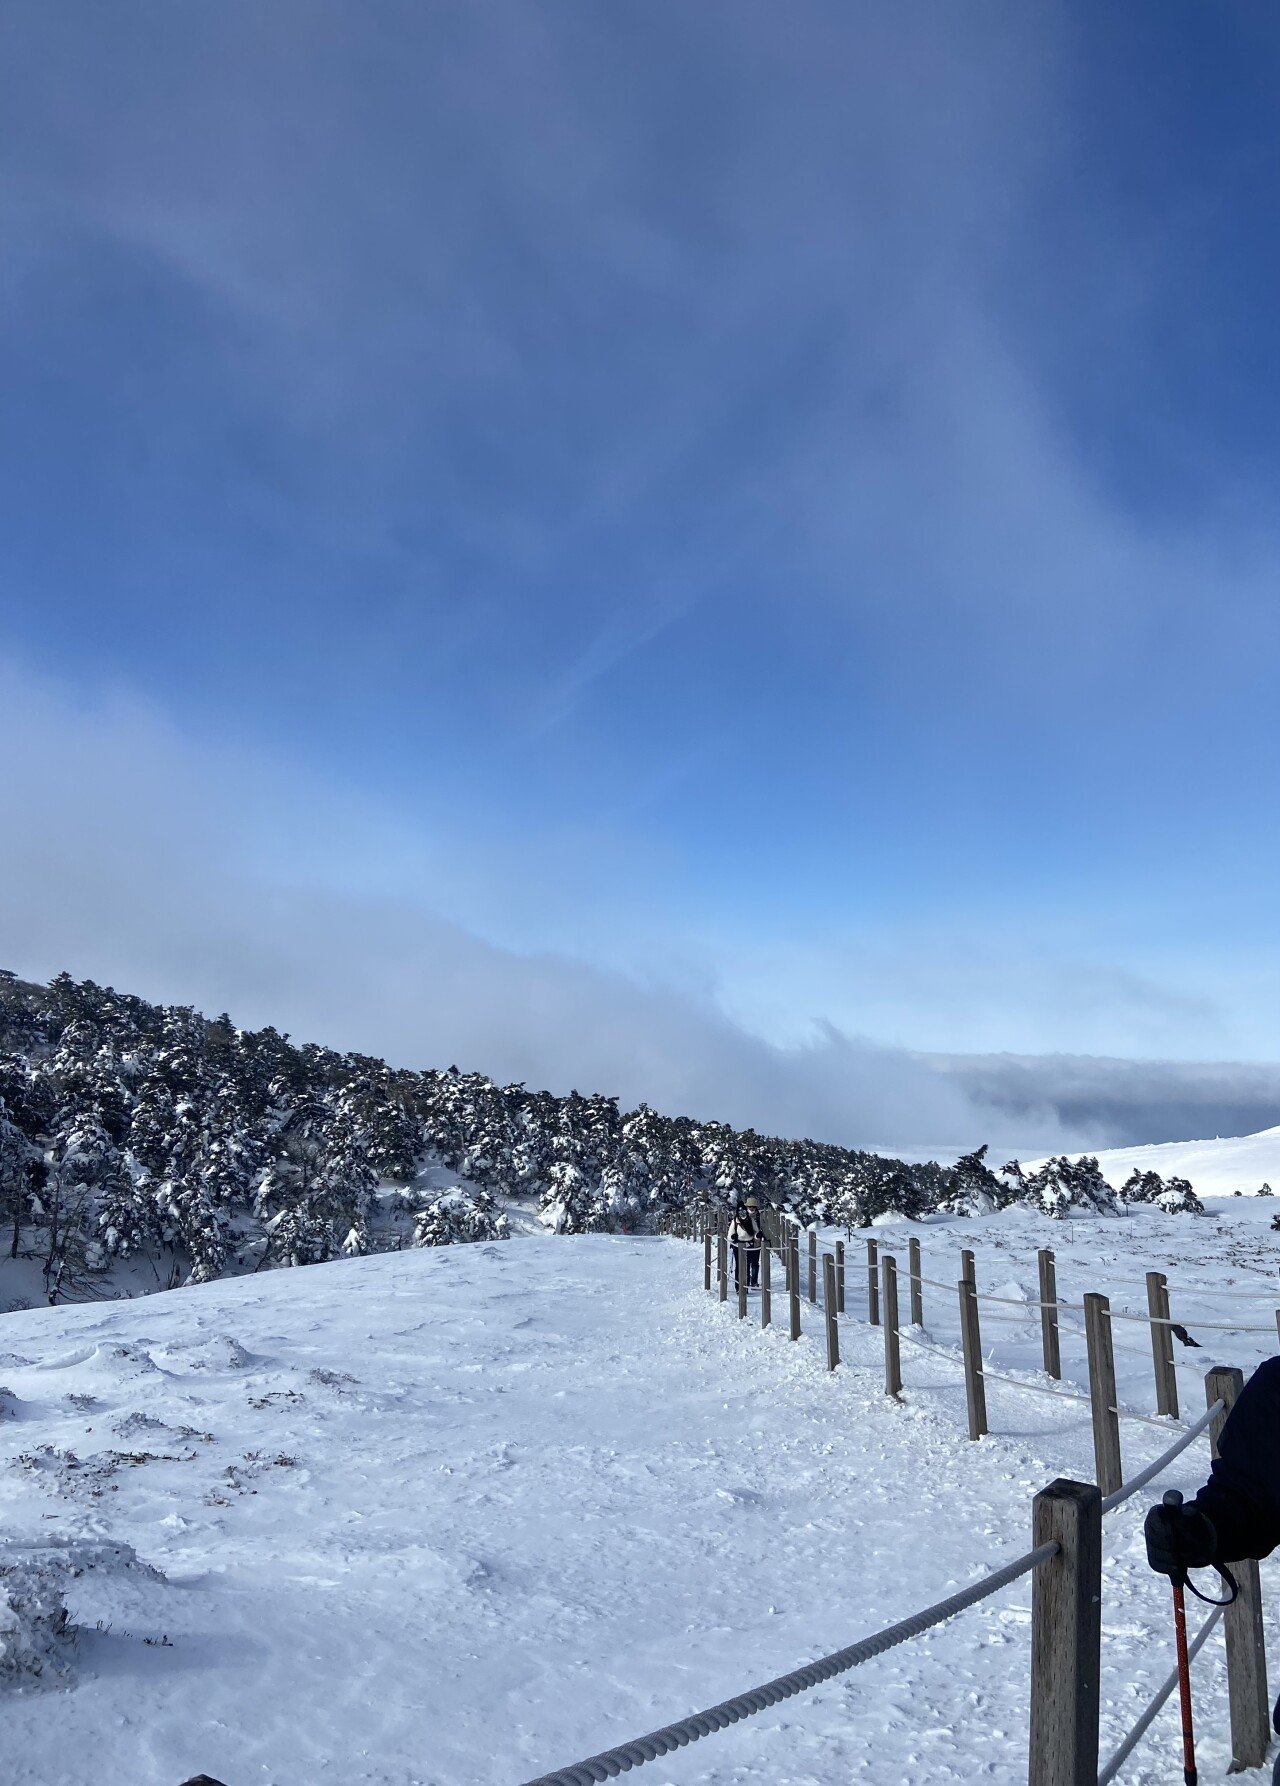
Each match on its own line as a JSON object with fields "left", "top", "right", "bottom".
{"left": 1194, "top": 1357, "right": 1280, "bottom": 1562}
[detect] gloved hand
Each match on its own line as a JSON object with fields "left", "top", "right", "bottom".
{"left": 1144, "top": 1497, "right": 1218, "bottom": 1579}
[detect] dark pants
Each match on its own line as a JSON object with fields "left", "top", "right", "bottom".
{"left": 734, "top": 1247, "right": 761, "bottom": 1289}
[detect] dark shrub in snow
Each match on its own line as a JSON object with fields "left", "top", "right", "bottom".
{"left": 1122, "top": 1169, "right": 1204, "bottom": 1216}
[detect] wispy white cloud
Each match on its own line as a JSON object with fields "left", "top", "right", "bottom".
{"left": 0, "top": 654, "right": 1065, "bottom": 1154}
{"left": 4, "top": 655, "right": 1276, "bottom": 1155}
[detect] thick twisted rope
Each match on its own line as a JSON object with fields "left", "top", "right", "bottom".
{"left": 1100, "top": 1400, "right": 1223, "bottom": 1514}
{"left": 515, "top": 1541, "right": 1059, "bottom": 1785}
{"left": 1096, "top": 1603, "right": 1225, "bottom": 1785}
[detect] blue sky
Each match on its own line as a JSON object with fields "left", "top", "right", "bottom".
{"left": 3, "top": 2, "right": 1280, "bottom": 1150}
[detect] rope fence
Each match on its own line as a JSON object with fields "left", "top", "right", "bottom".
{"left": 658, "top": 1204, "right": 1276, "bottom": 1781}
{"left": 1099, "top": 1401, "right": 1222, "bottom": 1515}
{"left": 171, "top": 1206, "right": 1274, "bottom": 1786}
{"left": 517, "top": 1542, "right": 1059, "bottom": 1786}
{"left": 909, "top": 1271, "right": 1278, "bottom": 1332}
{"left": 1097, "top": 1604, "right": 1226, "bottom": 1786}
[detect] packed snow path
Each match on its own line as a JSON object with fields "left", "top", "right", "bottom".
{"left": 0, "top": 1231, "right": 1274, "bottom": 1785}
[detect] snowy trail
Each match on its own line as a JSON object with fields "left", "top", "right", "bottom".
{"left": 0, "top": 1226, "right": 1274, "bottom": 1785}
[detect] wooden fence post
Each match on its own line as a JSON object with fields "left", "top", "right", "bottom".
{"left": 958, "top": 1277, "right": 987, "bottom": 1439}
{"left": 760, "top": 1241, "right": 771, "bottom": 1330}
{"left": 788, "top": 1236, "right": 801, "bottom": 1341}
{"left": 1037, "top": 1249, "right": 1061, "bottom": 1380}
{"left": 1082, "top": 1293, "right": 1122, "bottom": 1498}
{"left": 866, "top": 1236, "right": 880, "bottom": 1325}
{"left": 1145, "top": 1270, "right": 1178, "bottom": 1418}
{"left": 1029, "top": 1478, "right": 1102, "bottom": 1786}
{"left": 737, "top": 1242, "right": 748, "bottom": 1319}
{"left": 1206, "top": 1366, "right": 1270, "bottom": 1771}
{"left": 808, "top": 1229, "right": 817, "bottom": 1303}
{"left": 823, "top": 1253, "right": 839, "bottom": 1370}
{"left": 703, "top": 1230, "right": 712, "bottom": 1293}
{"left": 883, "top": 1253, "right": 902, "bottom": 1397}
{"left": 835, "top": 1239, "right": 845, "bottom": 1313}
{"left": 961, "top": 1246, "right": 976, "bottom": 1287}
{"left": 908, "top": 1235, "right": 923, "bottom": 1327}
{"left": 717, "top": 1231, "right": 727, "bottom": 1304}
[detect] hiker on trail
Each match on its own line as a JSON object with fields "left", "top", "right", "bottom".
{"left": 1145, "top": 1356, "right": 1280, "bottom": 1774}
{"left": 729, "top": 1199, "right": 763, "bottom": 1291}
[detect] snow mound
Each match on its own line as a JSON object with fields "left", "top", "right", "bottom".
{"left": 0, "top": 1562, "right": 75, "bottom": 1683}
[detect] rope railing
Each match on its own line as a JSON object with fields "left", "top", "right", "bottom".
{"left": 707, "top": 1217, "right": 1248, "bottom": 1497}
{"left": 1096, "top": 1603, "right": 1226, "bottom": 1786}
{"left": 516, "top": 1541, "right": 1059, "bottom": 1786}
{"left": 678, "top": 1207, "right": 1271, "bottom": 1778}
{"left": 895, "top": 1324, "right": 1199, "bottom": 1430}
{"left": 1107, "top": 1309, "right": 1279, "bottom": 1333}
{"left": 906, "top": 1271, "right": 1277, "bottom": 1333}
{"left": 671, "top": 1216, "right": 1272, "bottom": 1780}
{"left": 895, "top": 1324, "right": 1097, "bottom": 1406}
{"left": 1099, "top": 1401, "right": 1223, "bottom": 1514}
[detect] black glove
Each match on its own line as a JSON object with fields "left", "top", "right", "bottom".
{"left": 1144, "top": 1498, "right": 1218, "bottom": 1580}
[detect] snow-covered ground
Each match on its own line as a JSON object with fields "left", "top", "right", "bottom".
{"left": 1029, "top": 1122, "right": 1280, "bottom": 1198}
{"left": 0, "top": 1204, "right": 1277, "bottom": 1785}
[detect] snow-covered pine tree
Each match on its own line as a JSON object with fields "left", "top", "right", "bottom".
{"left": 412, "top": 1187, "right": 509, "bottom": 1247}
{"left": 0, "top": 967, "right": 971, "bottom": 1284}
{"left": 1026, "top": 1155, "right": 1119, "bottom": 1219}
{"left": 338, "top": 1067, "right": 422, "bottom": 1185}
{"left": 153, "top": 1171, "right": 227, "bottom": 1283}
{"left": 317, "top": 1112, "right": 378, "bottom": 1247}
{"left": 940, "top": 1144, "right": 1008, "bottom": 1215}
{"left": 258, "top": 1199, "right": 330, "bottom": 1269}
{"left": 126, "top": 1075, "right": 178, "bottom": 1176}
{"left": 509, "top": 1095, "right": 557, "bottom": 1200}
{"left": 1121, "top": 1169, "right": 1203, "bottom": 1215}
{"left": 43, "top": 1110, "right": 119, "bottom": 1300}
{"left": 252, "top": 1138, "right": 336, "bottom": 1269}
{"left": 1120, "top": 1169, "right": 1164, "bottom": 1205}
{"left": 828, "top": 1164, "right": 864, "bottom": 1233}
{"left": 0, "top": 1093, "right": 32, "bottom": 1261}
{"left": 541, "top": 1155, "right": 595, "bottom": 1233}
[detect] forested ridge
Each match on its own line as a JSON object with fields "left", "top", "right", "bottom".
{"left": 0, "top": 970, "right": 1200, "bottom": 1305}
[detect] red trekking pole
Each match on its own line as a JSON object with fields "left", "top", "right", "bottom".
{"left": 1164, "top": 1490, "right": 1198, "bottom": 1786}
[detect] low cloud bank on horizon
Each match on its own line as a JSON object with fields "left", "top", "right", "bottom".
{"left": 4, "top": 658, "right": 1277, "bottom": 1160}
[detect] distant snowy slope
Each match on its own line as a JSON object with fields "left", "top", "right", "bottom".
{"left": 1030, "top": 1124, "right": 1280, "bottom": 1197}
